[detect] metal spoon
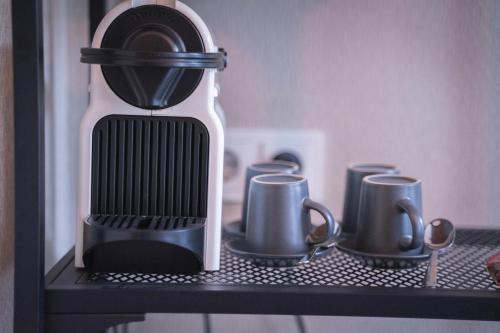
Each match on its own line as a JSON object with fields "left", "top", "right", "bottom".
{"left": 300, "top": 223, "right": 342, "bottom": 264}
{"left": 424, "top": 218, "right": 455, "bottom": 287}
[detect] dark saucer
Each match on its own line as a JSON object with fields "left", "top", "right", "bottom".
{"left": 336, "top": 237, "right": 431, "bottom": 269}
{"left": 226, "top": 238, "right": 333, "bottom": 268}
{"left": 223, "top": 220, "right": 245, "bottom": 238}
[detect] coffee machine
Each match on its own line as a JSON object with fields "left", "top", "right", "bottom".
{"left": 75, "top": 0, "right": 227, "bottom": 274}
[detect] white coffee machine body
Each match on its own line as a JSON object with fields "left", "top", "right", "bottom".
{"left": 76, "top": 0, "right": 225, "bottom": 272}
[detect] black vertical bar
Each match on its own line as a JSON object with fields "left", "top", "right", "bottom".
{"left": 175, "top": 122, "right": 185, "bottom": 217}
{"left": 100, "top": 122, "right": 110, "bottom": 212}
{"left": 109, "top": 119, "right": 118, "bottom": 213}
{"left": 116, "top": 119, "right": 126, "bottom": 215}
{"left": 91, "top": 130, "right": 102, "bottom": 213}
{"left": 191, "top": 126, "right": 200, "bottom": 217}
{"left": 89, "top": 0, "right": 106, "bottom": 41}
{"left": 183, "top": 123, "right": 193, "bottom": 216}
{"left": 150, "top": 120, "right": 160, "bottom": 215}
{"left": 125, "top": 120, "right": 135, "bottom": 215}
{"left": 12, "top": 0, "right": 45, "bottom": 332}
{"left": 167, "top": 121, "right": 176, "bottom": 215}
{"left": 134, "top": 120, "right": 143, "bottom": 214}
{"left": 141, "top": 120, "right": 151, "bottom": 215}
{"left": 158, "top": 120, "right": 168, "bottom": 216}
{"left": 199, "top": 132, "right": 209, "bottom": 217}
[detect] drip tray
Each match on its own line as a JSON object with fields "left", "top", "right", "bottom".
{"left": 83, "top": 214, "right": 205, "bottom": 274}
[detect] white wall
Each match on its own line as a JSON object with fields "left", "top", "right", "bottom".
{"left": 44, "top": 0, "right": 89, "bottom": 269}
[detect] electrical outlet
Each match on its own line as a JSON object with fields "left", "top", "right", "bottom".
{"left": 224, "top": 128, "right": 325, "bottom": 203}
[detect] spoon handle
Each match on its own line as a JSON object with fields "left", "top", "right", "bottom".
{"left": 426, "top": 251, "right": 439, "bottom": 287}
{"left": 300, "top": 247, "right": 319, "bottom": 264}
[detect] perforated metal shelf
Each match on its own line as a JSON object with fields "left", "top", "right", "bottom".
{"left": 80, "top": 229, "right": 499, "bottom": 291}
{"left": 45, "top": 228, "right": 500, "bottom": 321}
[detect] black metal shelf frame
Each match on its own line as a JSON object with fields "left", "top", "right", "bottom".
{"left": 12, "top": 1, "right": 500, "bottom": 333}
{"left": 12, "top": 1, "right": 107, "bottom": 332}
{"left": 44, "top": 230, "right": 500, "bottom": 321}
{"left": 12, "top": 0, "right": 45, "bottom": 332}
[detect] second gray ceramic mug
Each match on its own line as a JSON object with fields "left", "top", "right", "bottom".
{"left": 341, "top": 163, "right": 400, "bottom": 234}
{"left": 240, "top": 161, "right": 300, "bottom": 232}
{"left": 245, "top": 174, "right": 340, "bottom": 256}
{"left": 355, "top": 175, "right": 424, "bottom": 256}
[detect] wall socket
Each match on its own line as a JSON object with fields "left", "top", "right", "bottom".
{"left": 223, "top": 128, "right": 325, "bottom": 203}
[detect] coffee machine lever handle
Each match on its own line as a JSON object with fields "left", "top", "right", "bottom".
{"left": 81, "top": 47, "right": 227, "bottom": 71}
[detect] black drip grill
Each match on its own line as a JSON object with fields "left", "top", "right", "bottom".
{"left": 88, "top": 214, "right": 205, "bottom": 231}
{"left": 91, "top": 115, "right": 210, "bottom": 218}
{"left": 81, "top": 229, "right": 500, "bottom": 291}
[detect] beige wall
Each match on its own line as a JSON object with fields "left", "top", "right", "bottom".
{"left": 0, "top": 0, "right": 14, "bottom": 331}
{"left": 184, "top": 0, "right": 500, "bottom": 228}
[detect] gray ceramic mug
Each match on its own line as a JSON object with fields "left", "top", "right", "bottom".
{"left": 355, "top": 175, "right": 424, "bottom": 256}
{"left": 245, "top": 174, "right": 340, "bottom": 255}
{"left": 240, "top": 161, "right": 300, "bottom": 232}
{"left": 341, "top": 163, "right": 400, "bottom": 234}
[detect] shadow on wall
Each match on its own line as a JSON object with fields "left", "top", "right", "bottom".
{"left": 0, "top": 45, "right": 14, "bottom": 272}
{"left": 0, "top": 1, "right": 15, "bottom": 332}
{"left": 44, "top": 0, "right": 89, "bottom": 269}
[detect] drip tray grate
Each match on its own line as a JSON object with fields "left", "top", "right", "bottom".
{"left": 87, "top": 214, "right": 205, "bottom": 231}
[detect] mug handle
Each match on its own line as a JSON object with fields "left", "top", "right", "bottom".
{"left": 303, "top": 198, "right": 340, "bottom": 246}
{"left": 396, "top": 198, "right": 424, "bottom": 250}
